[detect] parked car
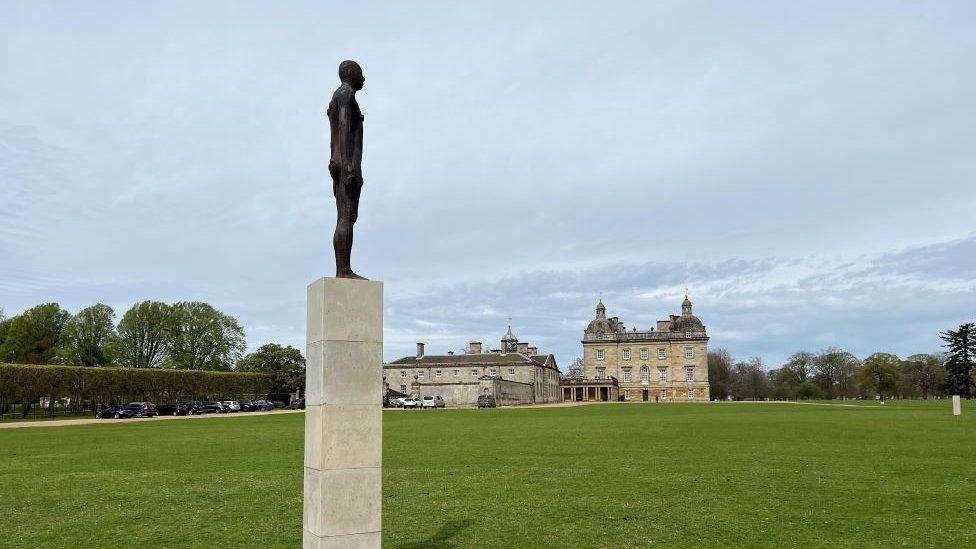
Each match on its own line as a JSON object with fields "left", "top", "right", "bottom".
{"left": 158, "top": 402, "right": 191, "bottom": 416}
{"left": 181, "top": 400, "right": 204, "bottom": 415}
{"left": 422, "top": 395, "right": 446, "bottom": 409}
{"left": 200, "top": 401, "right": 226, "bottom": 414}
{"left": 96, "top": 406, "right": 135, "bottom": 419}
{"left": 477, "top": 395, "right": 497, "bottom": 408}
{"left": 290, "top": 398, "right": 306, "bottom": 410}
{"left": 401, "top": 397, "right": 421, "bottom": 409}
{"left": 253, "top": 399, "right": 275, "bottom": 411}
{"left": 389, "top": 397, "right": 408, "bottom": 408}
{"left": 125, "top": 402, "right": 158, "bottom": 418}
{"left": 221, "top": 400, "right": 241, "bottom": 412}
{"left": 236, "top": 399, "right": 255, "bottom": 412}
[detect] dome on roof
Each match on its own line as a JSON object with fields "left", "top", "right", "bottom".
{"left": 501, "top": 324, "right": 517, "bottom": 342}
{"left": 586, "top": 317, "right": 612, "bottom": 334}
{"left": 671, "top": 313, "right": 705, "bottom": 332}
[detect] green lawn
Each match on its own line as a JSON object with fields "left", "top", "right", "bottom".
{"left": 1, "top": 401, "right": 973, "bottom": 548}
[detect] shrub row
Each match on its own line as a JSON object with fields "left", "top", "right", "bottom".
{"left": 0, "top": 363, "right": 271, "bottom": 405}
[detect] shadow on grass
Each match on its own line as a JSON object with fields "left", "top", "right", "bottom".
{"left": 395, "top": 519, "right": 471, "bottom": 549}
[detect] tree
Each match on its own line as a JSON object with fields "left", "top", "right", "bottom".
{"left": 112, "top": 301, "right": 176, "bottom": 368}
{"left": 168, "top": 302, "right": 246, "bottom": 371}
{"left": 236, "top": 343, "right": 305, "bottom": 395}
{"left": 858, "top": 353, "right": 901, "bottom": 401}
{"left": 940, "top": 323, "right": 975, "bottom": 399}
{"left": 0, "top": 303, "right": 70, "bottom": 364}
{"left": 902, "top": 353, "right": 945, "bottom": 399}
{"left": 729, "top": 357, "right": 769, "bottom": 400}
{"left": 57, "top": 304, "right": 116, "bottom": 366}
{"left": 707, "top": 348, "right": 733, "bottom": 400}
{"left": 813, "top": 348, "right": 859, "bottom": 398}
{"left": 567, "top": 357, "right": 584, "bottom": 378}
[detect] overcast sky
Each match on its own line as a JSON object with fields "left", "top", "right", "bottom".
{"left": 2, "top": 1, "right": 974, "bottom": 369}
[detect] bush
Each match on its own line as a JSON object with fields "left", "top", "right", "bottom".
{"left": 0, "top": 363, "right": 271, "bottom": 407}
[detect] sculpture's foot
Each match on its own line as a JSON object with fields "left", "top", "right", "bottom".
{"left": 336, "top": 270, "right": 368, "bottom": 280}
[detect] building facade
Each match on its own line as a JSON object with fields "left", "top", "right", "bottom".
{"left": 577, "top": 296, "right": 710, "bottom": 402}
{"left": 383, "top": 326, "right": 561, "bottom": 407}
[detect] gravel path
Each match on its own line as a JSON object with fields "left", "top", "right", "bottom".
{"left": 0, "top": 408, "right": 304, "bottom": 430}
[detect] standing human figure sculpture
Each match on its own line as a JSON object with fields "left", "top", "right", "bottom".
{"left": 327, "top": 59, "right": 367, "bottom": 279}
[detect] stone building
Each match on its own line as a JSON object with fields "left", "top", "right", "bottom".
{"left": 383, "top": 325, "right": 561, "bottom": 407}
{"left": 569, "top": 295, "right": 710, "bottom": 402}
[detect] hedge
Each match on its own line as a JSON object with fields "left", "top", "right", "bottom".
{"left": 0, "top": 363, "right": 272, "bottom": 405}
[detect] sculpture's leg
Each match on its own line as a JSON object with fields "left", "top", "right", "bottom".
{"left": 333, "top": 177, "right": 365, "bottom": 279}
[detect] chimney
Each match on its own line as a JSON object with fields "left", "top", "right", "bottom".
{"left": 469, "top": 341, "right": 483, "bottom": 354}
{"left": 416, "top": 342, "right": 425, "bottom": 359}
{"left": 517, "top": 342, "right": 529, "bottom": 354}
{"left": 528, "top": 346, "right": 538, "bottom": 355}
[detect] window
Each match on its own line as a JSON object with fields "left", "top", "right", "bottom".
{"left": 658, "top": 348, "right": 666, "bottom": 359}
{"left": 596, "top": 368, "right": 606, "bottom": 380}
{"left": 623, "top": 368, "right": 632, "bottom": 382}
{"left": 470, "top": 368, "right": 478, "bottom": 376}
{"left": 508, "top": 368, "right": 515, "bottom": 375}
{"left": 640, "top": 348, "right": 648, "bottom": 360}
{"left": 596, "top": 349, "right": 605, "bottom": 360}
{"left": 453, "top": 369, "right": 460, "bottom": 377}
{"left": 435, "top": 369, "right": 442, "bottom": 377}
{"left": 401, "top": 370, "right": 407, "bottom": 378}
{"left": 684, "top": 346, "right": 694, "bottom": 359}
{"left": 687, "top": 388, "right": 695, "bottom": 400}
{"left": 659, "top": 368, "right": 667, "bottom": 381}
{"left": 489, "top": 368, "right": 498, "bottom": 376}
{"left": 622, "top": 349, "right": 631, "bottom": 360}
{"left": 660, "top": 389, "right": 668, "bottom": 400}
{"left": 686, "top": 367, "right": 694, "bottom": 381}
{"left": 597, "top": 333, "right": 604, "bottom": 339}
{"left": 417, "top": 371, "right": 425, "bottom": 379}
{"left": 400, "top": 384, "right": 407, "bottom": 393}
{"left": 640, "top": 365, "right": 649, "bottom": 382}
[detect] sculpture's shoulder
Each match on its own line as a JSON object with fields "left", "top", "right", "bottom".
{"left": 329, "top": 85, "right": 356, "bottom": 109}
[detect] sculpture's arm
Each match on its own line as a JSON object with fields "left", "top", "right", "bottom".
{"left": 333, "top": 95, "right": 357, "bottom": 176}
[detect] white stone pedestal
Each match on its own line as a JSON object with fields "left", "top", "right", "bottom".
{"left": 952, "top": 395, "right": 961, "bottom": 416}
{"left": 304, "top": 278, "right": 383, "bottom": 549}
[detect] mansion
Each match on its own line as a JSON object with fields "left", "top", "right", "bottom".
{"left": 565, "top": 296, "right": 710, "bottom": 402}
{"left": 384, "top": 326, "right": 561, "bottom": 407}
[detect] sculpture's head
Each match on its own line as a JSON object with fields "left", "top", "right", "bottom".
{"left": 338, "top": 60, "right": 365, "bottom": 91}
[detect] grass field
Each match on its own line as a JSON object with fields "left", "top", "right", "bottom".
{"left": 1, "top": 400, "right": 973, "bottom": 548}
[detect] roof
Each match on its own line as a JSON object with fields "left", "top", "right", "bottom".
{"left": 386, "top": 352, "right": 558, "bottom": 370}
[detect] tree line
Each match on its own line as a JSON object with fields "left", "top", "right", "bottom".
{"left": 0, "top": 302, "right": 306, "bottom": 397}
{"left": 707, "top": 322, "right": 976, "bottom": 400}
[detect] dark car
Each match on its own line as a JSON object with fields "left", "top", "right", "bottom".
{"left": 290, "top": 398, "right": 305, "bottom": 410}
{"left": 200, "top": 401, "right": 226, "bottom": 414}
{"left": 97, "top": 406, "right": 135, "bottom": 419}
{"left": 253, "top": 399, "right": 275, "bottom": 411}
{"left": 236, "top": 399, "right": 256, "bottom": 412}
{"left": 181, "top": 400, "right": 204, "bottom": 415}
{"left": 125, "top": 402, "right": 158, "bottom": 418}
{"left": 158, "top": 402, "right": 191, "bottom": 416}
{"left": 477, "top": 395, "right": 497, "bottom": 408}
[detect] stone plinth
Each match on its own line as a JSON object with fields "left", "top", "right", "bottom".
{"left": 304, "top": 278, "right": 382, "bottom": 549}
{"left": 952, "top": 395, "right": 961, "bottom": 416}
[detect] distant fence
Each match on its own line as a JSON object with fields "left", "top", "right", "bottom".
{"left": 0, "top": 363, "right": 271, "bottom": 421}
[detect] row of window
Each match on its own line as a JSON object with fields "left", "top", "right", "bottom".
{"left": 596, "top": 366, "right": 696, "bottom": 382}
{"left": 595, "top": 347, "right": 694, "bottom": 361}
{"left": 400, "top": 367, "right": 514, "bottom": 379}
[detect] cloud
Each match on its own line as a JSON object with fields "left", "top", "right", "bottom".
{"left": 1, "top": 2, "right": 974, "bottom": 371}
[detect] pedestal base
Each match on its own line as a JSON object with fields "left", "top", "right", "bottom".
{"left": 304, "top": 277, "right": 383, "bottom": 549}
